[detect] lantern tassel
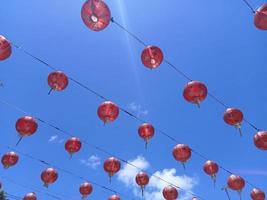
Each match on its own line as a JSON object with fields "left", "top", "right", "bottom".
{"left": 145, "top": 140, "right": 148, "bottom": 149}
{"left": 181, "top": 162, "right": 186, "bottom": 170}
{"left": 16, "top": 136, "right": 23, "bottom": 146}
{"left": 238, "top": 190, "right": 242, "bottom": 200}
{"left": 48, "top": 88, "right": 53, "bottom": 95}
{"left": 234, "top": 123, "right": 242, "bottom": 137}
{"left": 211, "top": 174, "right": 216, "bottom": 188}
{"left": 141, "top": 185, "right": 145, "bottom": 197}
{"left": 195, "top": 98, "right": 201, "bottom": 108}
{"left": 222, "top": 186, "right": 231, "bottom": 200}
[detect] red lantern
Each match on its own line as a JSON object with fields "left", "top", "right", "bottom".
{"left": 141, "top": 46, "right": 164, "bottom": 69}
{"left": 254, "top": 4, "right": 267, "bottom": 30}
{"left": 81, "top": 0, "right": 111, "bottom": 31}
{"left": 0, "top": 35, "right": 11, "bottom": 61}
{"left": 1, "top": 152, "right": 19, "bottom": 169}
{"left": 15, "top": 116, "right": 38, "bottom": 145}
{"left": 172, "top": 144, "right": 191, "bottom": 169}
{"left": 65, "top": 137, "right": 82, "bottom": 157}
{"left": 223, "top": 108, "right": 243, "bottom": 136}
{"left": 138, "top": 123, "right": 155, "bottom": 148}
{"left": 250, "top": 188, "right": 265, "bottom": 200}
{"left": 23, "top": 192, "right": 37, "bottom": 200}
{"left": 47, "top": 71, "right": 68, "bottom": 93}
{"left": 227, "top": 175, "right": 245, "bottom": 197}
{"left": 162, "top": 185, "right": 178, "bottom": 200}
{"left": 254, "top": 131, "right": 267, "bottom": 150}
{"left": 103, "top": 157, "right": 121, "bottom": 181}
{"left": 108, "top": 195, "right": 120, "bottom": 200}
{"left": 41, "top": 168, "right": 58, "bottom": 187}
{"left": 97, "top": 101, "right": 119, "bottom": 124}
{"left": 135, "top": 172, "right": 149, "bottom": 196}
{"left": 79, "top": 182, "right": 93, "bottom": 199}
{"left": 183, "top": 81, "right": 208, "bottom": 107}
{"left": 203, "top": 160, "right": 219, "bottom": 185}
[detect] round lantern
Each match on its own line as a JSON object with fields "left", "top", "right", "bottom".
{"left": 79, "top": 182, "right": 93, "bottom": 199}
{"left": 0, "top": 35, "right": 11, "bottom": 61}
{"left": 97, "top": 101, "right": 119, "bottom": 124}
{"left": 254, "top": 4, "right": 267, "bottom": 30}
{"left": 223, "top": 108, "right": 244, "bottom": 136}
{"left": 23, "top": 192, "right": 37, "bottom": 200}
{"left": 65, "top": 137, "right": 82, "bottom": 157}
{"left": 162, "top": 185, "right": 178, "bottom": 200}
{"left": 135, "top": 171, "right": 149, "bottom": 196}
{"left": 47, "top": 71, "right": 68, "bottom": 93}
{"left": 41, "top": 168, "right": 58, "bottom": 187}
{"left": 254, "top": 131, "right": 267, "bottom": 150}
{"left": 172, "top": 144, "right": 191, "bottom": 169}
{"left": 108, "top": 195, "right": 120, "bottom": 200}
{"left": 15, "top": 116, "right": 38, "bottom": 145}
{"left": 183, "top": 81, "right": 208, "bottom": 107}
{"left": 103, "top": 157, "right": 121, "bottom": 181}
{"left": 203, "top": 160, "right": 219, "bottom": 185}
{"left": 81, "top": 0, "right": 111, "bottom": 31}
{"left": 138, "top": 123, "right": 155, "bottom": 148}
{"left": 250, "top": 188, "right": 265, "bottom": 200}
{"left": 141, "top": 46, "right": 164, "bottom": 69}
{"left": 1, "top": 152, "right": 19, "bottom": 169}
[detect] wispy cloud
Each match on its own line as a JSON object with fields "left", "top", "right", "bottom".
{"left": 117, "top": 156, "right": 198, "bottom": 200}
{"left": 127, "top": 102, "right": 148, "bottom": 117}
{"left": 237, "top": 169, "right": 267, "bottom": 176}
{"left": 80, "top": 155, "right": 101, "bottom": 169}
{"left": 49, "top": 135, "right": 58, "bottom": 143}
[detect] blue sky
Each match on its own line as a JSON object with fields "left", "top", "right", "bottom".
{"left": 0, "top": 0, "right": 267, "bottom": 200}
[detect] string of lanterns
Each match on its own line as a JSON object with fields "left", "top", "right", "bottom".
{"left": 0, "top": 101, "right": 206, "bottom": 200}
{"left": 0, "top": 0, "right": 266, "bottom": 199}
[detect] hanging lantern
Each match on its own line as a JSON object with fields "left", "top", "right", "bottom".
{"left": 108, "top": 195, "right": 120, "bottom": 200}
{"left": 47, "top": 71, "right": 68, "bottom": 94}
{"left": 141, "top": 46, "right": 164, "bottom": 69}
{"left": 1, "top": 152, "right": 19, "bottom": 169}
{"left": 223, "top": 108, "right": 244, "bottom": 136}
{"left": 97, "top": 101, "right": 119, "bottom": 124}
{"left": 254, "top": 131, "right": 267, "bottom": 150}
{"left": 41, "top": 168, "right": 58, "bottom": 187}
{"left": 162, "top": 185, "right": 178, "bottom": 200}
{"left": 65, "top": 137, "right": 82, "bottom": 157}
{"left": 203, "top": 160, "right": 219, "bottom": 186}
{"left": 183, "top": 81, "right": 208, "bottom": 107}
{"left": 250, "top": 188, "right": 265, "bottom": 200}
{"left": 23, "top": 192, "right": 37, "bottom": 200}
{"left": 172, "top": 144, "right": 191, "bottom": 169}
{"left": 103, "top": 157, "right": 121, "bottom": 181}
{"left": 81, "top": 0, "right": 111, "bottom": 31}
{"left": 135, "top": 171, "right": 149, "bottom": 196}
{"left": 0, "top": 35, "right": 11, "bottom": 61}
{"left": 254, "top": 4, "right": 267, "bottom": 30}
{"left": 15, "top": 116, "right": 38, "bottom": 145}
{"left": 138, "top": 123, "right": 155, "bottom": 148}
{"left": 227, "top": 174, "right": 245, "bottom": 198}
{"left": 79, "top": 182, "right": 93, "bottom": 199}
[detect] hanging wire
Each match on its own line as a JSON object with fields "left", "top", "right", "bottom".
{"left": 0, "top": 98, "right": 263, "bottom": 195}
{"left": 240, "top": 0, "right": 256, "bottom": 13}
{"left": 0, "top": 176, "right": 67, "bottom": 200}
{"left": 0, "top": 148, "right": 134, "bottom": 200}
{"left": 109, "top": 18, "right": 261, "bottom": 132}
{"left": 0, "top": 99, "right": 206, "bottom": 200}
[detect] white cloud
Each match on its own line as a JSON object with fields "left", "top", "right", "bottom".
{"left": 49, "top": 135, "right": 58, "bottom": 143}
{"left": 117, "top": 156, "right": 198, "bottom": 200}
{"left": 127, "top": 102, "right": 148, "bottom": 117}
{"left": 80, "top": 155, "right": 101, "bottom": 169}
